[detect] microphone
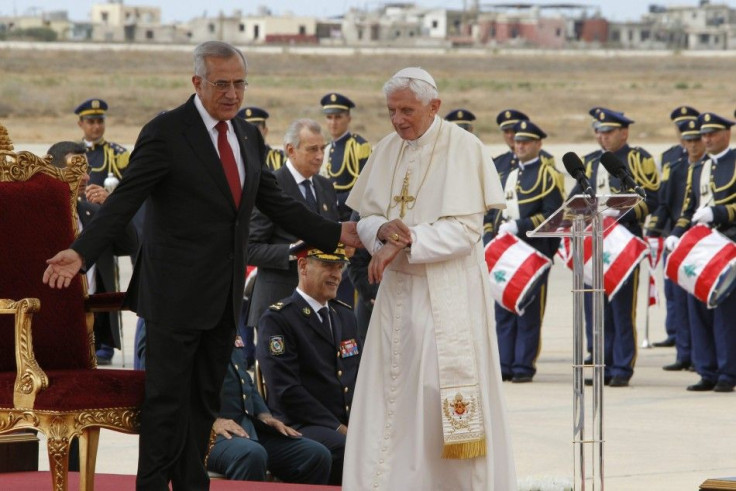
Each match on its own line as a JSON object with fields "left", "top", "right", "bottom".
{"left": 562, "top": 152, "right": 595, "bottom": 198}
{"left": 599, "top": 151, "right": 645, "bottom": 198}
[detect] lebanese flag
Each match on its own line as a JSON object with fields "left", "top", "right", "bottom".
{"left": 484, "top": 233, "right": 552, "bottom": 315}
{"left": 665, "top": 224, "right": 736, "bottom": 308}
{"left": 560, "top": 218, "right": 649, "bottom": 299}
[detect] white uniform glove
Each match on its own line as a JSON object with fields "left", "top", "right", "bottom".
{"left": 664, "top": 235, "right": 680, "bottom": 251}
{"left": 498, "top": 220, "right": 518, "bottom": 236}
{"left": 692, "top": 207, "right": 714, "bottom": 225}
{"left": 600, "top": 208, "right": 620, "bottom": 218}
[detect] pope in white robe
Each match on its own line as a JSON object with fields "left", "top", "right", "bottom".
{"left": 343, "top": 67, "right": 517, "bottom": 490}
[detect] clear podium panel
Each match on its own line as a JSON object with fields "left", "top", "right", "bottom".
{"left": 527, "top": 194, "right": 641, "bottom": 238}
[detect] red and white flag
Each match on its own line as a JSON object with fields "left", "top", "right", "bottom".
{"left": 665, "top": 224, "right": 736, "bottom": 308}
{"left": 484, "top": 233, "right": 552, "bottom": 315}
{"left": 560, "top": 218, "right": 649, "bottom": 299}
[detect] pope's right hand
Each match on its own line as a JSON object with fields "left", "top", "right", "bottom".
{"left": 43, "top": 249, "right": 83, "bottom": 289}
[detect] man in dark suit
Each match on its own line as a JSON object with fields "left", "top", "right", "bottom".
{"left": 207, "top": 330, "right": 331, "bottom": 483}
{"left": 43, "top": 41, "right": 360, "bottom": 491}
{"left": 256, "top": 245, "right": 360, "bottom": 485}
{"left": 247, "top": 118, "right": 339, "bottom": 327}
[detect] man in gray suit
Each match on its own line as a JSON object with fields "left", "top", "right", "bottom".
{"left": 246, "top": 119, "right": 340, "bottom": 327}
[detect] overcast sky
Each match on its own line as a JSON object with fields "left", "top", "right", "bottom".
{"left": 4, "top": 1, "right": 730, "bottom": 24}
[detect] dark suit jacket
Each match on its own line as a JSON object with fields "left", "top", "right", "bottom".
{"left": 71, "top": 94, "right": 341, "bottom": 329}
{"left": 256, "top": 292, "right": 360, "bottom": 430}
{"left": 77, "top": 200, "right": 138, "bottom": 347}
{"left": 246, "top": 167, "right": 339, "bottom": 326}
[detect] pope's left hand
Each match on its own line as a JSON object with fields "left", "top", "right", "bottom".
{"left": 692, "top": 207, "right": 714, "bottom": 225}
{"left": 498, "top": 221, "right": 518, "bottom": 236}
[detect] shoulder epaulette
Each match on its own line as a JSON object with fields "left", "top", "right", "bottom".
{"left": 331, "top": 298, "right": 353, "bottom": 310}
{"left": 269, "top": 297, "right": 294, "bottom": 311}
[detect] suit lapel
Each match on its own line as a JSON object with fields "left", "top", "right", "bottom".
{"left": 329, "top": 304, "right": 342, "bottom": 346}
{"left": 312, "top": 178, "right": 332, "bottom": 217}
{"left": 232, "top": 118, "right": 261, "bottom": 210}
{"left": 292, "top": 293, "right": 333, "bottom": 345}
{"left": 276, "top": 167, "right": 306, "bottom": 206}
{"left": 181, "top": 98, "right": 236, "bottom": 208}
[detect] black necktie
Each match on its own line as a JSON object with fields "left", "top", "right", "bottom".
{"left": 300, "top": 180, "right": 319, "bottom": 213}
{"left": 318, "top": 306, "right": 332, "bottom": 338}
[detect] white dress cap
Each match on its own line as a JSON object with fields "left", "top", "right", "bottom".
{"left": 391, "top": 67, "right": 437, "bottom": 89}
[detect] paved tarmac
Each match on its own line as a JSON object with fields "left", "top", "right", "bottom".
{"left": 34, "top": 219, "right": 735, "bottom": 490}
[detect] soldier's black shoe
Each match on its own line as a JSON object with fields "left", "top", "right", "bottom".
{"left": 652, "top": 337, "right": 676, "bottom": 348}
{"left": 687, "top": 379, "right": 716, "bottom": 391}
{"left": 609, "top": 376, "right": 630, "bottom": 387}
{"left": 511, "top": 375, "right": 533, "bottom": 383}
{"left": 663, "top": 360, "right": 691, "bottom": 371}
{"left": 713, "top": 381, "right": 735, "bottom": 393}
{"left": 584, "top": 376, "right": 611, "bottom": 386}
{"left": 502, "top": 373, "right": 513, "bottom": 381}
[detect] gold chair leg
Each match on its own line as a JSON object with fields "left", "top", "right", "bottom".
{"left": 46, "top": 435, "right": 72, "bottom": 491}
{"left": 79, "top": 427, "right": 100, "bottom": 491}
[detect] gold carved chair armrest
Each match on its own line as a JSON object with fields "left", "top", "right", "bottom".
{"left": 0, "top": 298, "right": 48, "bottom": 409}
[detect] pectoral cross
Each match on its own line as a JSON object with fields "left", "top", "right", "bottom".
{"left": 393, "top": 174, "right": 415, "bottom": 218}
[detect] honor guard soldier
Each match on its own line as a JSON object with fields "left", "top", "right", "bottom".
{"left": 647, "top": 119, "right": 706, "bottom": 372}
{"left": 320, "top": 92, "right": 372, "bottom": 222}
{"left": 666, "top": 112, "right": 736, "bottom": 393}
{"left": 573, "top": 107, "right": 660, "bottom": 387}
{"left": 485, "top": 109, "right": 559, "bottom": 244}
{"left": 649, "top": 106, "right": 700, "bottom": 349}
{"left": 256, "top": 244, "right": 360, "bottom": 484}
{"left": 74, "top": 98, "right": 130, "bottom": 191}
{"left": 444, "top": 108, "right": 476, "bottom": 133}
{"left": 493, "top": 120, "right": 564, "bottom": 383}
{"left": 237, "top": 106, "right": 286, "bottom": 170}
{"left": 584, "top": 107, "right": 609, "bottom": 169}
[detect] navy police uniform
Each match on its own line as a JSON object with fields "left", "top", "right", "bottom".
{"left": 256, "top": 248, "right": 360, "bottom": 485}
{"left": 207, "top": 335, "right": 331, "bottom": 482}
{"left": 237, "top": 107, "right": 286, "bottom": 170}
{"left": 490, "top": 121, "right": 564, "bottom": 381}
{"left": 573, "top": 108, "right": 660, "bottom": 384}
{"left": 485, "top": 109, "right": 559, "bottom": 244}
{"left": 670, "top": 113, "right": 736, "bottom": 391}
{"left": 320, "top": 93, "right": 372, "bottom": 222}
{"left": 74, "top": 98, "right": 130, "bottom": 187}
{"left": 647, "top": 114, "right": 700, "bottom": 362}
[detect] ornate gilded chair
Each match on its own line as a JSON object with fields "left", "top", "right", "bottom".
{"left": 0, "top": 125, "right": 145, "bottom": 491}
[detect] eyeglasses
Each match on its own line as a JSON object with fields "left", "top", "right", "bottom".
{"left": 201, "top": 77, "right": 249, "bottom": 92}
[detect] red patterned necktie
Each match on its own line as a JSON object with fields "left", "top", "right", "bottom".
{"left": 215, "top": 120, "right": 242, "bottom": 207}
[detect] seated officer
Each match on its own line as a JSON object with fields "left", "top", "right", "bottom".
{"left": 256, "top": 244, "right": 360, "bottom": 485}
{"left": 237, "top": 106, "right": 286, "bottom": 170}
{"left": 207, "top": 331, "right": 331, "bottom": 483}
{"left": 445, "top": 108, "right": 476, "bottom": 133}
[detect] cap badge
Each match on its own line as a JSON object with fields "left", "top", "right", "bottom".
{"left": 91, "top": 100, "right": 100, "bottom": 109}
{"left": 705, "top": 114, "right": 711, "bottom": 121}
{"left": 246, "top": 109, "right": 252, "bottom": 116}
{"left": 330, "top": 94, "right": 337, "bottom": 102}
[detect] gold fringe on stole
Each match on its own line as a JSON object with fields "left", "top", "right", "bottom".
{"left": 442, "top": 438, "right": 487, "bottom": 459}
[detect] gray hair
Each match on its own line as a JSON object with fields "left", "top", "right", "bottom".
{"left": 47, "top": 141, "right": 86, "bottom": 168}
{"left": 283, "top": 119, "right": 323, "bottom": 148}
{"left": 382, "top": 77, "right": 438, "bottom": 105}
{"left": 193, "top": 41, "right": 247, "bottom": 78}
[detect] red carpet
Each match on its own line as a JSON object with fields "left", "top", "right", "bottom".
{"left": 0, "top": 472, "right": 340, "bottom": 490}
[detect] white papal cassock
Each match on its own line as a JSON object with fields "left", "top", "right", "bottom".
{"left": 344, "top": 116, "right": 517, "bottom": 490}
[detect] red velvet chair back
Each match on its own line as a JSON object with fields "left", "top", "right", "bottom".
{"left": 0, "top": 173, "right": 91, "bottom": 371}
